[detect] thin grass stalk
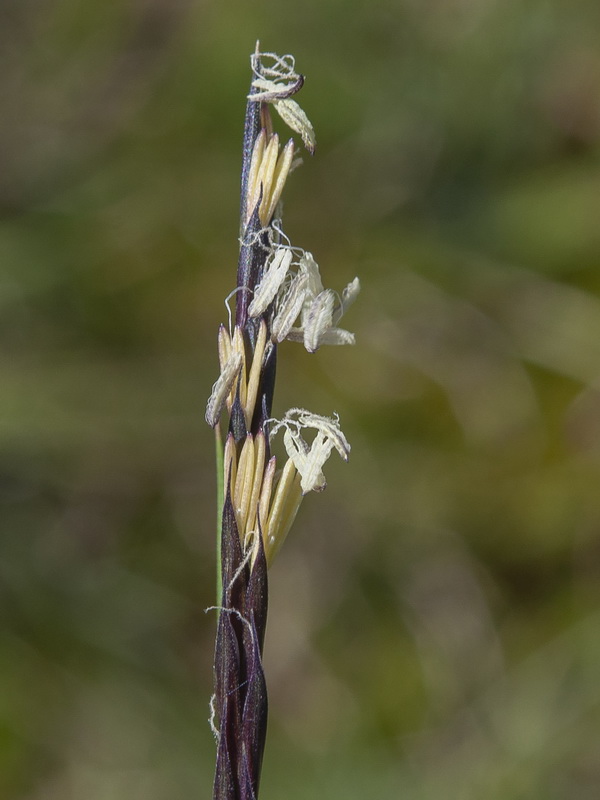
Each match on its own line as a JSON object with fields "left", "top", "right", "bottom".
{"left": 206, "top": 44, "right": 359, "bottom": 800}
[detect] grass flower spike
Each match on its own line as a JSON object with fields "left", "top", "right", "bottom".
{"left": 207, "top": 44, "right": 359, "bottom": 800}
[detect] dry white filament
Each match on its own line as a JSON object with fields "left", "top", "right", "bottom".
{"left": 250, "top": 50, "right": 298, "bottom": 84}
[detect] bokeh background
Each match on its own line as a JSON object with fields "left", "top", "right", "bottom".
{"left": 3, "top": 1, "right": 600, "bottom": 798}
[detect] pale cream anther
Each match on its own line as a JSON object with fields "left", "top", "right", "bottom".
{"left": 248, "top": 77, "right": 303, "bottom": 102}
{"left": 283, "top": 426, "right": 326, "bottom": 493}
{"left": 217, "top": 324, "right": 232, "bottom": 371}
{"left": 268, "top": 407, "right": 351, "bottom": 494}
{"left": 271, "top": 272, "right": 308, "bottom": 343}
{"left": 285, "top": 325, "right": 355, "bottom": 347}
{"left": 299, "top": 251, "right": 324, "bottom": 299}
{"left": 272, "top": 98, "right": 316, "bottom": 154}
{"left": 299, "top": 432, "right": 333, "bottom": 494}
{"left": 288, "top": 408, "right": 351, "bottom": 461}
{"left": 277, "top": 252, "right": 358, "bottom": 352}
{"left": 316, "top": 327, "right": 356, "bottom": 347}
{"left": 205, "top": 351, "right": 243, "bottom": 428}
{"left": 282, "top": 425, "right": 309, "bottom": 472}
{"left": 303, "top": 289, "right": 335, "bottom": 353}
{"left": 248, "top": 247, "right": 294, "bottom": 318}
{"left": 340, "top": 277, "right": 361, "bottom": 314}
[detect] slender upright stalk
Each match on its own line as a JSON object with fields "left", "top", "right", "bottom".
{"left": 206, "top": 45, "right": 359, "bottom": 800}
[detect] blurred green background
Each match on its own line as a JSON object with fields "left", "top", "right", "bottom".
{"left": 2, "top": 1, "right": 600, "bottom": 798}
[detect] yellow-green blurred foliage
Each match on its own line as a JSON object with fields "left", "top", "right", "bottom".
{"left": 2, "top": 1, "right": 600, "bottom": 798}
